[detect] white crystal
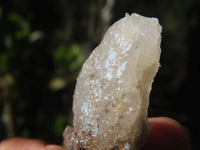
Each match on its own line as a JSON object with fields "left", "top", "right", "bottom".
{"left": 63, "top": 13, "right": 162, "bottom": 150}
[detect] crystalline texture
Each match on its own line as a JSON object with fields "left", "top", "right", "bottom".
{"left": 63, "top": 13, "right": 162, "bottom": 150}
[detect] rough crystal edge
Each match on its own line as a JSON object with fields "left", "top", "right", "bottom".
{"left": 63, "top": 13, "right": 162, "bottom": 150}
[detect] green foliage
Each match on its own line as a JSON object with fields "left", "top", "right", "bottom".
{"left": 54, "top": 115, "right": 73, "bottom": 136}
{"left": 54, "top": 44, "right": 81, "bottom": 73}
{"left": 0, "top": 2, "right": 81, "bottom": 144}
{"left": 0, "top": 54, "right": 9, "bottom": 73}
{"left": 7, "top": 13, "right": 30, "bottom": 39}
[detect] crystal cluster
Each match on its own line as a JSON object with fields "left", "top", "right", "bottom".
{"left": 63, "top": 13, "right": 162, "bottom": 150}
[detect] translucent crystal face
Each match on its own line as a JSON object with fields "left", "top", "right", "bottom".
{"left": 63, "top": 13, "right": 162, "bottom": 150}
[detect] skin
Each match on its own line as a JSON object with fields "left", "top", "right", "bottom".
{"left": 0, "top": 117, "right": 190, "bottom": 150}
{"left": 141, "top": 117, "right": 191, "bottom": 150}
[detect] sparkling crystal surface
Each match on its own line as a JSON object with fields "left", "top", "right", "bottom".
{"left": 63, "top": 13, "right": 162, "bottom": 150}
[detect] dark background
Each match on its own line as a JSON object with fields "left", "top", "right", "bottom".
{"left": 0, "top": 0, "right": 199, "bottom": 149}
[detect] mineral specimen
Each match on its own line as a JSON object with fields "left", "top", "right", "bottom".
{"left": 63, "top": 13, "right": 162, "bottom": 150}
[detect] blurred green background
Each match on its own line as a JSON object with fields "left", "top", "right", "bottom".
{"left": 0, "top": 0, "right": 199, "bottom": 149}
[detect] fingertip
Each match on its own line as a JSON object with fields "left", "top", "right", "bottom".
{"left": 0, "top": 138, "right": 65, "bottom": 150}
{"left": 0, "top": 137, "right": 46, "bottom": 150}
{"left": 142, "top": 117, "right": 190, "bottom": 150}
{"left": 45, "top": 144, "right": 65, "bottom": 150}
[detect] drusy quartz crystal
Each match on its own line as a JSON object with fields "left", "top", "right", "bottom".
{"left": 63, "top": 13, "right": 162, "bottom": 150}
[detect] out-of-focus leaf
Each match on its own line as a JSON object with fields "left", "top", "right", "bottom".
{"left": 67, "top": 44, "right": 80, "bottom": 62}
{"left": 54, "top": 45, "right": 68, "bottom": 68}
{"left": 1, "top": 110, "right": 9, "bottom": 124}
{"left": 29, "top": 31, "right": 43, "bottom": 42}
{"left": 68, "top": 44, "right": 82, "bottom": 72}
{"left": 4, "top": 34, "right": 12, "bottom": 49}
{"left": 8, "top": 13, "right": 23, "bottom": 23}
{"left": 49, "top": 77, "right": 67, "bottom": 91}
{"left": 15, "top": 25, "right": 29, "bottom": 39}
{"left": 0, "top": 54, "right": 9, "bottom": 73}
{"left": 54, "top": 44, "right": 82, "bottom": 73}
{"left": 55, "top": 44, "right": 81, "bottom": 64}
{"left": 54, "top": 115, "right": 72, "bottom": 135}
{"left": 8, "top": 13, "right": 30, "bottom": 39}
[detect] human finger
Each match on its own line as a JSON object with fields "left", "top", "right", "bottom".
{"left": 141, "top": 117, "right": 190, "bottom": 150}
{"left": 0, "top": 137, "right": 65, "bottom": 150}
